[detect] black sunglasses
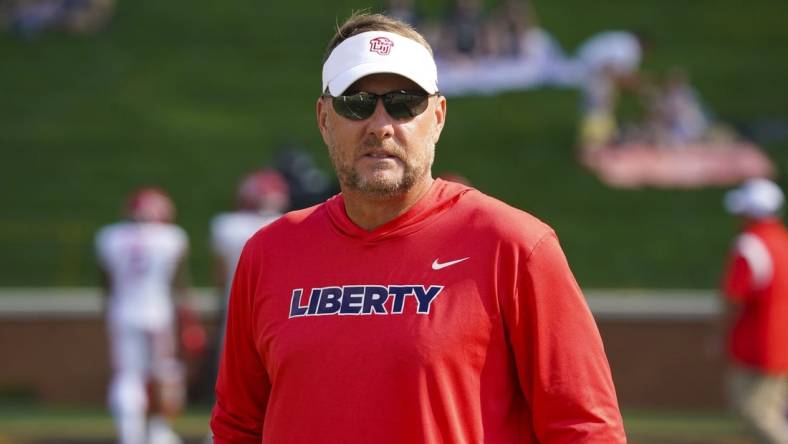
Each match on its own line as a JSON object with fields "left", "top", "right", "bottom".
{"left": 327, "top": 90, "right": 437, "bottom": 121}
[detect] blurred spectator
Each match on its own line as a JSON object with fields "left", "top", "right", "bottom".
{"left": 721, "top": 178, "right": 788, "bottom": 444}
{"left": 1, "top": 0, "right": 114, "bottom": 39}
{"left": 61, "top": 0, "right": 114, "bottom": 34}
{"left": 383, "top": 0, "right": 420, "bottom": 27}
{"left": 576, "top": 30, "right": 644, "bottom": 80}
{"left": 488, "top": 0, "right": 566, "bottom": 66}
{"left": 2, "top": 0, "right": 61, "bottom": 38}
{"left": 436, "top": 0, "right": 491, "bottom": 60}
{"left": 576, "top": 31, "right": 646, "bottom": 149}
{"left": 578, "top": 64, "right": 621, "bottom": 149}
{"left": 649, "top": 67, "right": 711, "bottom": 146}
{"left": 0, "top": 1, "right": 8, "bottom": 24}
{"left": 273, "top": 143, "right": 338, "bottom": 210}
{"left": 486, "top": 0, "right": 536, "bottom": 58}
{"left": 431, "top": 0, "right": 570, "bottom": 96}
{"left": 95, "top": 188, "right": 190, "bottom": 444}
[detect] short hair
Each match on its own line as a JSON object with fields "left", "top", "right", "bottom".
{"left": 323, "top": 11, "right": 433, "bottom": 63}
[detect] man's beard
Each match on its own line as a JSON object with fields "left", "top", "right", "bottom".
{"left": 330, "top": 140, "right": 433, "bottom": 198}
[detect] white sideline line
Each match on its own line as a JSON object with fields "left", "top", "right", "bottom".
{"left": 585, "top": 289, "right": 721, "bottom": 320}
{"left": 0, "top": 288, "right": 723, "bottom": 320}
{"left": 0, "top": 288, "right": 219, "bottom": 319}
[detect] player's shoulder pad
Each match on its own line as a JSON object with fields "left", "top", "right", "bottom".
{"left": 167, "top": 223, "right": 189, "bottom": 245}
{"left": 94, "top": 221, "right": 127, "bottom": 245}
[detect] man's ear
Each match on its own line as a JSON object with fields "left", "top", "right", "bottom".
{"left": 316, "top": 96, "right": 331, "bottom": 146}
{"left": 432, "top": 95, "right": 447, "bottom": 144}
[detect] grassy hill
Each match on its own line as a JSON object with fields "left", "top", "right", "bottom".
{"left": 1, "top": 0, "right": 787, "bottom": 287}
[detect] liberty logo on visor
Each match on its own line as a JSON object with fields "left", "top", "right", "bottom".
{"left": 369, "top": 37, "right": 394, "bottom": 55}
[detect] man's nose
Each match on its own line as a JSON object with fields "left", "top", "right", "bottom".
{"left": 365, "top": 100, "right": 395, "bottom": 140}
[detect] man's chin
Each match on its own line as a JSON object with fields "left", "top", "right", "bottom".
{"left": 356, "top": 179, "right": 409, "bottom": 197}
{"left": 348, "top": 172, "right": 410, "bottom": 196}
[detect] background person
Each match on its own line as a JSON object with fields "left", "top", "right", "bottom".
{"left": 486, "top": 0, "right": 537, "bottom": 58}
{"left": 383, "top": 0, "right": 419, "bottom": 27}
{"left": 651, "top": 67, "right": 710, "bottom": 146}
{"left": 436, "top": 0, "right": 491, "bottom": 60}
{"left": 1, "top": 0, "right": 114, "bottom": 38}
{"left": 96, "top": 187, "right": 189, "bottom": 444}
{"left": 210, "top": 12, "right": 625, "bottom": 443}
{"left": 575, "top": 30, "right": 645, "bottom": 150}
{"left": 272, "top": 143, "right": 338, "bottom": 210}
{"left": 211, "top": 169, "right": 290, "bottom": 296}
{"left": 208, "top": 169, "right": 288, "bottom": 364}
{"left": 203, "top": 169, "right": 288, "bottom": 443}
{"left": 722, "top": 178, "right": 788, "bottom": 444}
{"left": 723, "top": 179, "right": 788, "bottom": 443}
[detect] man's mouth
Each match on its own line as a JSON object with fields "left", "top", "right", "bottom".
{"left": 363, "top": 150, "right": 399, "bottom": 160}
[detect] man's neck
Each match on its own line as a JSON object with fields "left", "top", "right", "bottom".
{"left": 342, "top": 177, "right": 435, "bottom": 231}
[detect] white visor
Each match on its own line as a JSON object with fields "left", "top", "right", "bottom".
{"left": 322, "top": 31, "right": 438, "bottom": 96}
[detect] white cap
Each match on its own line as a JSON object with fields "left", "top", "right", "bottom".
{"left": 724, "top": 178, "right": 784, "bottom": 219}
{"left": 322, "top": 31, "right": 438, "bottom": 96}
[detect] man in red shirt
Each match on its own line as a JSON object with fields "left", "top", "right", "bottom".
{"left": 722, "top": 178, "right": 788, "bottom": 443}
{"left": 210, "top": 12, "right": 625, "bottom": 443}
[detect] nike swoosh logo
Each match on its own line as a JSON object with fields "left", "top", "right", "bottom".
{"left": 432, "top": 257, "right": 470, "bottom": 270}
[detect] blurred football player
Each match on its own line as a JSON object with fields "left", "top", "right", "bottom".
{"left": 722, "top": 178, "right": 788, "bottom": 444}
{"left": 210, "top": 169, "right": 289, "bottom": 344}
{"left": 96, "top": 187, "right": 189, "bottom": 444}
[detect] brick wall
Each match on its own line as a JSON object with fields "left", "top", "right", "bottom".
{"left": 0, "top": 289, "right": 727, "bottom": 408}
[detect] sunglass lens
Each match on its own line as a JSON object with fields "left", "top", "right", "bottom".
{"left": 383, "top": 92, "right": 429, "bottom": 119}
{"left": 332, "top": 93, "right": 377, "bottom": 120}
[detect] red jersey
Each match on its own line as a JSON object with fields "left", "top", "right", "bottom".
{"left": 211, "top": 179, "right": 625, "bottom": 443}
{"left": 723, "top": 218, "right": 788, "bottom": 373}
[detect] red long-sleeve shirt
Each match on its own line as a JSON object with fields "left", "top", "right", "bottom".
{"left": 211, "top": 179, "right": 625, "bottom": 443}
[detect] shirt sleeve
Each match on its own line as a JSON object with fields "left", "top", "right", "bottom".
{"left": 502, "top": 231, "right": 626, "bottom": 443}
{"left": 722, "top": 252, "right": 755, "bottom": 301}
{"left": 210, "top": 245, "right": 271, "bottom": 443}
{"left": 722, "top": 234, "right": 771, "bottom": 302}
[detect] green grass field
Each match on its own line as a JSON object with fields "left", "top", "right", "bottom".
{"left": 0, "top": 404, "right": 755, "bottom": 443}
{"left": 2, "top": 0, "right": 787, "bottom": 288}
